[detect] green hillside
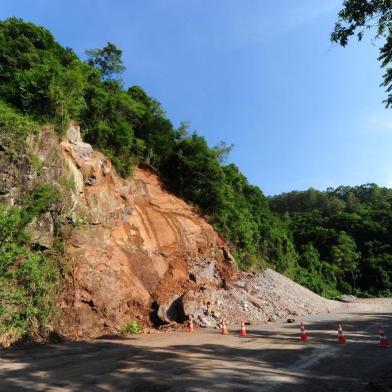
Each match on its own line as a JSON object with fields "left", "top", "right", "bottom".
{"left": 0, "top": 17, "right": 295, "bottom": 272}
{"left": 269, "top": 186, "right": 392, "bottom": 298}
{"left": 0, "top": 18, "right": 391, "bottom": 347}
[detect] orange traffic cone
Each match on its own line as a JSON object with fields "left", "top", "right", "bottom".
{"left": 239, "top": 320, "right": 247, "bottom": 337}
{"left": 379, "top": 326, "right": 391, "bottom": 348}
{"left": 187, "top": 319, "right": 194, "bottom": 333}
{"left": 337, "top": 323, "right": 346, "bottom": 344}
{"left": 221, "top": 320, "right": 229, "bottom": 335}
{"left": 300, "top": 322, "right": 309, "bottom": 341}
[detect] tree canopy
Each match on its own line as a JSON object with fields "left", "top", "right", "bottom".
{"left": 86, "top": 42, "right": 126, "bottom": 80}
{"left": 269, "top": 184, "right": 392, "bottom": 297}
{"left": 331, "top": 0, "right": 392, "bottom": 107}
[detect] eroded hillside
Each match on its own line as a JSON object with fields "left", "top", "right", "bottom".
{"left": 1, "top": 123, "right": 338, "bottom": 341}
{"left": 55, "top": 124, "right": 237, "bottom": 337}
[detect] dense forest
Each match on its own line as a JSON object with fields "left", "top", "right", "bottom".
{"left": 269, "top": 186, "right": 392, "bottom": 298}
{"left": 0, "top": 15, "right": 391, "bottom": 346}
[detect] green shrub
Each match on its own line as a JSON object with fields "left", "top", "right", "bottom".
{"left": 122, "top": 320, "right": 143, "bottom": 334}
{"left": 70, "top": 214, "right": 88, "bottom": 228}
{"left": 30, "top": 154, "right": 43, "bottom": 173}
{"left": 0, "top": 100, "right": 38, "bottom": 150}
{"left": 0, "top": 204, "right": 60, "bottom": 347}
{"left": 20, "top": 183, "right": 59, "bottom": 226}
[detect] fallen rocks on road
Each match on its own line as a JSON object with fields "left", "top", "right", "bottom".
{"left": 176, "top": 268, "right": 339, "bottom": 328}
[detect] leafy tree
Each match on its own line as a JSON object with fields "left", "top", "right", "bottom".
{"left": 86, "top": 42, "right": 125, "bottom": 80}
{"left": 0, "top": 17, "right": 88, "bottom": 127}
{"left": 331, "top": 0, "right": 392, "bottom": 107}
{"left": 300, "top": 243, "right": 321, "bottom": 270}
{"left": 330, "top": 231, "right": 360, "bottom": 292}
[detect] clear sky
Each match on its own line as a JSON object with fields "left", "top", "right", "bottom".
{"left": 1, "top": 0, "right": 391, "bottom": 195}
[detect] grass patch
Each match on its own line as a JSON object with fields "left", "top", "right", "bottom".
{"left": 59, "top": 176, "right": 76, "bottom": 192}
{"left": 29, "top": 154, "right": 43, "bottom": 173}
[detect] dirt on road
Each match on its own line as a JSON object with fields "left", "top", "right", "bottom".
{"left": 1, "top": 299, "right": 391, "bottom": 392}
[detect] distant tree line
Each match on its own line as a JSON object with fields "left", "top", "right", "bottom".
{"left": 269, "top": 185, "right": 392, "bottom": 297}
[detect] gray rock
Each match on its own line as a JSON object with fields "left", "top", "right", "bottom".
{"left": 341, "top": 295, "right": 357, "bottom": 303}
{"left": 157, "top": 295, "right": 184, "bottom": 324}
{"left": 188, "top": 258, "right": 216, "bottom": 284}
{"left": 66, "top": 123, "right": 83, "bottom": 144}
{"left": 25, "top": 212, "right": 55, "bottom": 248}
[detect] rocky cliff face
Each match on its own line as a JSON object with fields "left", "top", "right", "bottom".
{"left": 32, "top": 124, "right": 235, "bottom": 338}
{"left": 0, "top": 124, "right": 338, "bottom": 340}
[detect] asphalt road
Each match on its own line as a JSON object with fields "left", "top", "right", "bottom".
{"left": 1, "top": 299, "right": 391, "bottom": 391}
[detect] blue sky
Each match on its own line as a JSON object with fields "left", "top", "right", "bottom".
{"left": 1, "top": 0, "right": 391, "bottom": 195}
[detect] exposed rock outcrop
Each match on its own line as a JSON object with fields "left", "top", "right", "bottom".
{"left": 0, "top": 123, "right": 339, "bottom": 339}
{"left": 55, "top": 124, "right": 236, "bottom": 338}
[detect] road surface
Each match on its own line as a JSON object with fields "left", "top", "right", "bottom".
{"left": 0, "top": 299, "right": 391, "bottom": 391}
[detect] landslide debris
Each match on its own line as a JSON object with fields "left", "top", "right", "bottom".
{"left": 179, "top": 268, "right": 338, "bottom": 328}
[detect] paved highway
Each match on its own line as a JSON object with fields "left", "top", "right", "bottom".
{"left": 0, "top": 299, "right": 391, "bottom": 391}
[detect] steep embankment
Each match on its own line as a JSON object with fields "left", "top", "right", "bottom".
{"left": 1, "top": 123, "right": 338, "bottom": 340}
{"left": 55, "top": 124, "right": 235, "bottom": 337}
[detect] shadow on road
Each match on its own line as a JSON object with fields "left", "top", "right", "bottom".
{"left": 1, "top": 313, "right": 392, "bottom": 391}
